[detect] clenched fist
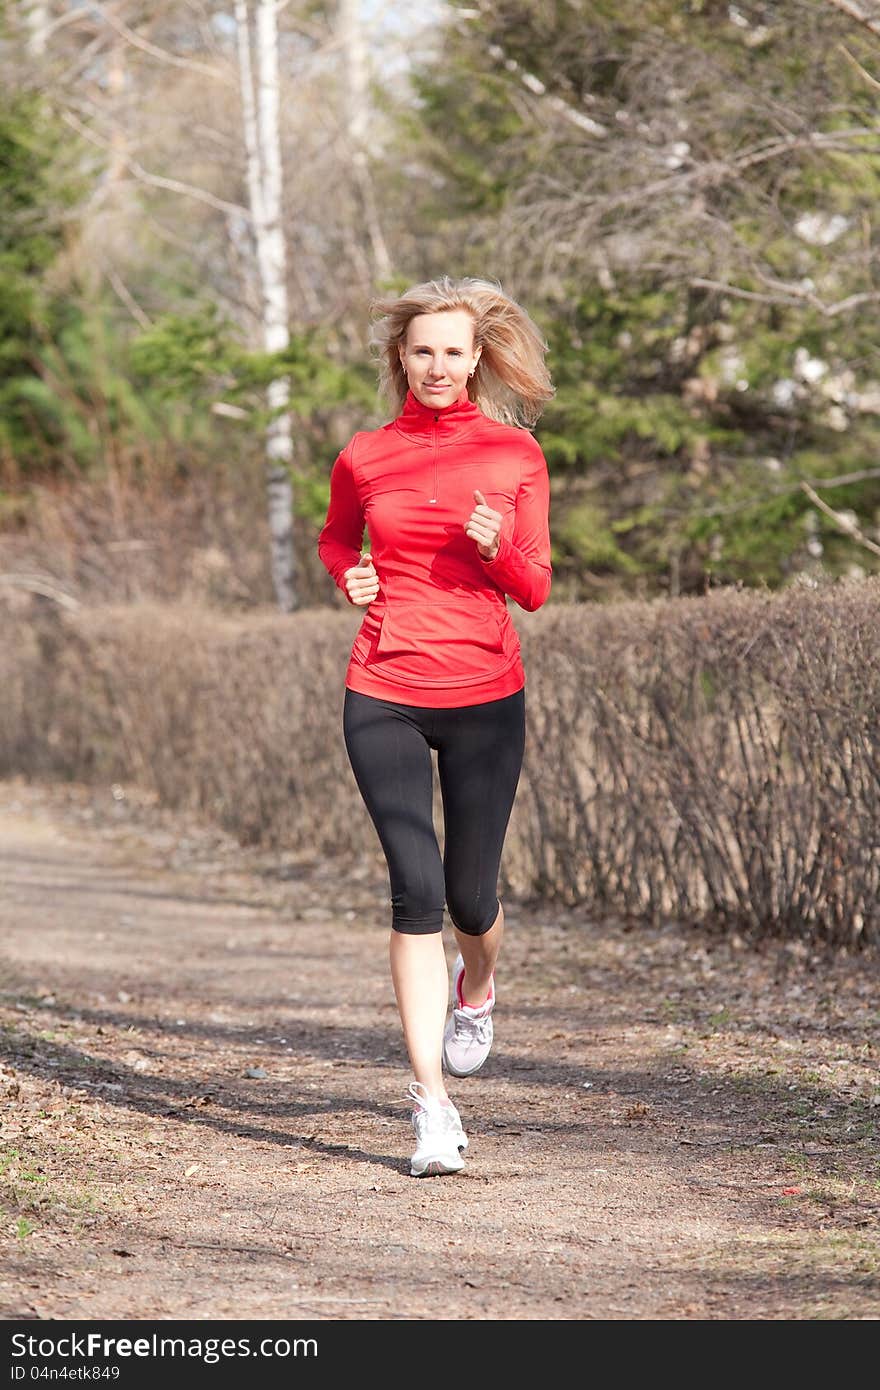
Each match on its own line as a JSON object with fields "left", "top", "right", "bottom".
{"left": 344, "top": 552, "right": 379, "bottom": 606}
{"left": 464, "top": 489, "right": 502, "bottom": 562}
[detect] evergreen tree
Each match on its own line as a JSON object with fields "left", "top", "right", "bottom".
{"left": 404, "top": 1, "right": 880, "bottom": 595}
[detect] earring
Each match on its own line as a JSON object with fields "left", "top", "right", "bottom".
{"left": 469, "top": 368, "right": 475, "bottom": 378}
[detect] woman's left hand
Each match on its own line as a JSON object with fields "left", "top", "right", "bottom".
{"left": 465, "top": 489, "right": 502, "bottom": 562}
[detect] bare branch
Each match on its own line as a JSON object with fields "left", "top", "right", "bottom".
{"left": 543, "top": 128, "right": 880, "bottom": 234}
{"left": 89, "top": 1, "right": 234, "bottom": 83}
{"left": 57, "top": 108, "right": 250, "bottom": 219}
{"left": 637, "top": 470, "right": 880, "bottom": 522}
{"left": 824, "top": 0, "right": 880, "bottom": 39}
{"left": 800, "top": 479, "right": 880, "bottom": 557}
{"left": 43, "top": 8, "right": 98, "bottom": 40}
{"left": 689, "top": 277, "right": 880, "bottom": 317}
{"left": 484, "top": 42, "right": 608, "bottom": 138}
{"left": 105, "top": 267, "right": 153, "bottom": 329}
{"left": 0, "top": 574, "right": 80, "bottom": 610}
{"left": 59, "top": 32, "right": 113, "bottom": 86}
{"left": 689, "top": 278, "right": 809, "bottom": 309}
{"left": 811, "top": 467, "right": 880, "bottom": 488}
{"left": 118, "top": 158, "right": 248, "bottom": 219}
{"left": 838, "top": 41, "right": 880, "bottom": 91}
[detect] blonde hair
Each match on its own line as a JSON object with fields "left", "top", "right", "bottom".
{"left": 370, "top": 276, "right": 554, "bottom": 428}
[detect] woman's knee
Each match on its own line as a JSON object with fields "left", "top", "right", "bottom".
{"left": 446, "top": 893, "right": 500, "bottom": 937}
{"left": 390, "top": 878, "right": 445, "bottom": 935}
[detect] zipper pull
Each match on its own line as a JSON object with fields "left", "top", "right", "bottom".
{"left": 428, "top": 414, "right": 439, "bottom": 504}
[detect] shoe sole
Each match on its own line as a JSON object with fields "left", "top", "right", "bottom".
{"left": 410, "top": 1152, "right": 465, "bottom": 1178}
{"left": 442, "top": 1033, "right": 493, "bottom": 1077}
{"left": 443, "top": 1050, "right": 490, "bottom": 1078}
{"left": 443, "top": 971, "right": 495, "bottom": 1077}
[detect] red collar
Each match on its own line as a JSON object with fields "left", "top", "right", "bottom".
{"left": 393, "top": 387, "right": 482, "bottom": 442}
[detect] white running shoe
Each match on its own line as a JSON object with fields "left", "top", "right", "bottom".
{"left": 408, "top": 1081, "right": 467, "bottom": 1178}
{"left": 442, "top": 954, "right": 495, "bottom": 1077}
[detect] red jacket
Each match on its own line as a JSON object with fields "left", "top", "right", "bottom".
{"left": 317, "top": 387, "right": 552, "bottom": 707}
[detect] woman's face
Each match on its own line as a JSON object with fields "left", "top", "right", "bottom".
{"left": 399, "top": 310, "right": 481, "bottom": 410}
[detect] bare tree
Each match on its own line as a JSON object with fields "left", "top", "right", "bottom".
{"left": 22, "top": 0, "right": 48, "bottom": 57}
{"left": 338, "top": 0, "right": 391, "bottom": 284}
{"left": 235, "top": 0, "right": 296, "bottom": 611}
{"left": 9, "top": 1, "right": 300, "bottom": 609}
{"left": 5, "top": 3, "right": 441, "bottom": 606}
{"left": 437, "top": 0, "right": 880, "bottom": 316}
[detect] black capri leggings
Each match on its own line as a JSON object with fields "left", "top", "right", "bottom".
{"left": 343, "top": 687, "right": 526, "bottom": 936}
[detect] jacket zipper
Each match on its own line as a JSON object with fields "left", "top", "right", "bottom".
{"left": 428, "top": 415, "right": 439, "bottom": 504}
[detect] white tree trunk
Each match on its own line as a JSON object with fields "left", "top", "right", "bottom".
{"left": 23, "top": 0, "right": 48, "bottom": 57}
{"left": 107, "top": 38, "right": 127, "bottom": 184}
{"left": 338, "top": 0, "right": 391, "bottom": 283}
{"left": 235, "top": 0, "right": 296, "bottom": 612}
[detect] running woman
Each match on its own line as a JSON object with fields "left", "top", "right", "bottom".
{"left": 317, "top": 276, "right": 553, "bottom": 1176}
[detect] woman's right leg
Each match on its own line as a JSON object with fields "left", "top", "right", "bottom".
{"left": 342, "top": 689, "right": 450, "bottom": 1100}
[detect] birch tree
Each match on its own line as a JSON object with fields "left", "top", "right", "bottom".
{"left": 338, "top": 0, "right": 391, "bottom": 284}
{"left": 23, "top": 1, "right": 48, "bottom": 57}
{"left": 10, "top": 0, "right": 360, "bottom": 611}
{"left": 235, "top": 0, "right": 296, "bottom": 612}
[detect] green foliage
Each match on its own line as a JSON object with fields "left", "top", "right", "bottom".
{"left": 1, "top": 302, "right": 174, "bottom": 474}
{"left": 131, "top": 306, "right": 375, "bottom": 413}
{"left": 6, "top": 1, "right": 880, "bottom": 601}
{"left": 397, "top": 1, "right": 880, "bottom": 596}
{"left": 0, "top": 90, "right": 76, "bottom": 269}
{"left": 128, "top": 306, "right": 235, "bottom": 399}
{"left": 0, "top": 89, "right": 96, "bottom": 472}
{"left": 407, "top": 68, "right": 527, "bottom": 218}
{"left": 553, "top": 500, "right": 642, "bottom": 575}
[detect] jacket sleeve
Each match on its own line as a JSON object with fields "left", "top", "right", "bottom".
{"left": 317, "top": 440, "right": 365, "bottom": 603}
{"left": 479, "top": 437, "right": 552, "bottom": 612}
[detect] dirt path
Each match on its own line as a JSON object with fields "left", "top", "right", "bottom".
{"left": 1, "top": 776, "right": 878, "bottom": 1321}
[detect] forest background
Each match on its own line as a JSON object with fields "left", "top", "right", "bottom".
{"left": 3, "top": 0, "right": 880, "bottom": 948}
{"left": 5, "top": 6, "right": 880, "bottom": 1326}
{"left": 3, "top": 8, "right": 880, "bottom": 1323}
{"left": 3, "top": 0, "right": 880, "bottom": 613}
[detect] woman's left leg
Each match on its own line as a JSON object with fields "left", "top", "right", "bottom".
{"left": 436, "top": 689, "right": 526, "bottom": 1007}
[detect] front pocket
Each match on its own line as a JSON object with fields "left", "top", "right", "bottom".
{"left": 373, "top": 601, "right": 516, "bottom": 688}
{"left": 350, "top": 604, "right": 382, "bottom": 667}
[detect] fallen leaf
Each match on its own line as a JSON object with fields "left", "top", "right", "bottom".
{"left": 184, "top": 1163, "right": 201, "bottom": 1178}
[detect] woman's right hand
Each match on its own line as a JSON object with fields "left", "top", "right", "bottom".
{"left": 344, "top": 553, "right": 379, "bottom": 606}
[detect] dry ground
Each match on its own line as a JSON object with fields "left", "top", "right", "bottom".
{"left": 1, "top": 776, "right": 878, "bottom": 1321}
